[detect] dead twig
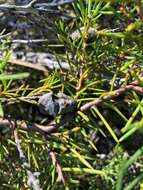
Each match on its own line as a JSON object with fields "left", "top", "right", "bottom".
{"left": 0, "top": 119, "right": 59, "bottom": 135}
{"left": 2, "top": 57, "right": 48, "bottom": 73}
{"left": 11, "top": 39, "right": 51, "bottom": 44}
{"left": 48, "top": 147, "right": 66, "bottom": 186}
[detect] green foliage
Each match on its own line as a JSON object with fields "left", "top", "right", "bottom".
{"left": 1, "top": 0, "right": 143, "bottom": 190}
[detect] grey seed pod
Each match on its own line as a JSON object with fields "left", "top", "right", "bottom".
{"left": 56, "top": 92, "right": 76, "bottom": 114}
{"left": 38, "top": 92, "right": 59, "bottom": 117}
{"left": 38, "top": 92, "right": 76, "bottom": 117}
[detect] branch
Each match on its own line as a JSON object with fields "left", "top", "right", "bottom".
{"left": 80, "top": 79, "right": 143, "bottom": 111}
{"left": 0, "top": 56, "right": 48, "bottom": 73}
{"left": 11, "top": 39, "right": 52, "bottom": 44}
{"left": 0, "top": 119, "right": 59, "bottom": 135}
{"left": 14, "top": 129, "right": 41, "bottom": 190}
{"left": 22, "top": 122, "right": 59, "bottom": 134}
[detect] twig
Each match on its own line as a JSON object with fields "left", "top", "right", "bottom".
{"left": 7, "top": 51, "right": 70, "bottom": 70}
{"left": 35, "top": 0, "right": 74, "bottom": 7}
{"left": 48, "top": 147, "right": 66, "bottom": 186}
{"left": 0, "top": 33, "right": 11, "bottom": 39}
{"left": 0, "top": 57, "right": 48, "bottom": 73}
{"left": 0, "top": 2, "right": 39, "bottom": 15}
{"left": 0, "top": 0, "right": 37, "bottom": 9}
{"left": 22, "top": 122, "right": 59, "bottom": 135}
{"left": 1, "top": 80, "right": 143, "bottom": 133}
{"left": 11, "top": 39, "right": 51, "bottom": 44}
{"left": 27, "top": 0, "right": 38, "bottom": 7}
{"left": 80, "top": 79, "right": 143, "bottom": 111}
{"left": 0, "top": 119, "right": 59, "bottom": 135}
{"left": 120, "top": 3, "right": 130, "bottom": 18}
{"left": 14, "top": 128, "right": 41, "bottom": 190}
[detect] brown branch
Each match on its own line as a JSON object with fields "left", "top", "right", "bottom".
{"left": 21, "top": 122, "right": 59, "bottom": 134}
{"left": 49, "top": 148, "right": 66, "bottom": 186}
{"left": 5, "top": 57, "right": 48, "bottom": 73}
{"left": 0, "top": 119, "right": 59, "bottom": 135}
{"left": 131, "top": 85, "right": 143, "bottom": 95}
{"left": 80, "top": 80, "right": 143, "bottom": 112}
